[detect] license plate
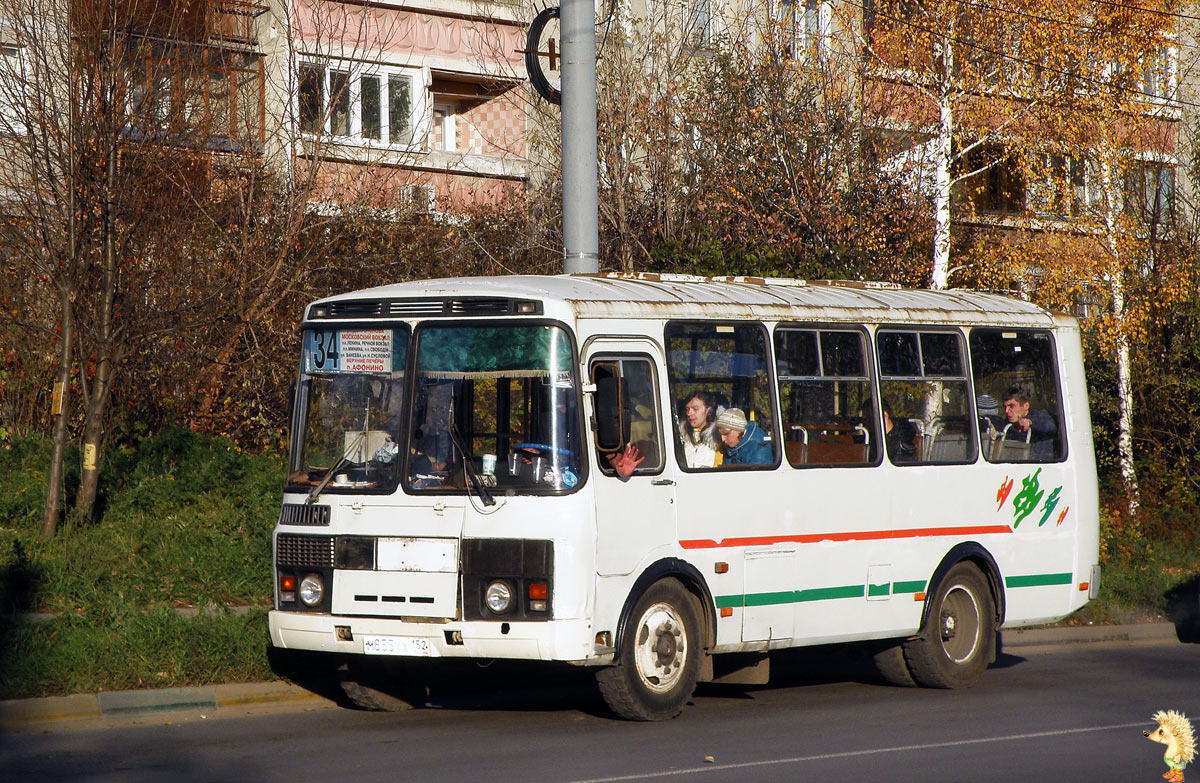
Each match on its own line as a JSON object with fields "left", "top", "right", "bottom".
{"left": 362, "top": 635, "right": 433, "bottom": 657}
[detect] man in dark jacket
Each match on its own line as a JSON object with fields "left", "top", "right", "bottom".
{"left": 1003, "top": 385, "right": 1058, "bottom": 461}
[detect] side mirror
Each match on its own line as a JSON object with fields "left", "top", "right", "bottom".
{"left": 592, "top": 363, "right": 629, "bottom": 452}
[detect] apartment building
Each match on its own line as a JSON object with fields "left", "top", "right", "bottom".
{"left": 273, "top": 0, "right": 531, "bottom": 212}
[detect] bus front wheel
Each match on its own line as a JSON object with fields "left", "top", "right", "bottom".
{"left": 596, "top": 578, "right": 702, "bottom": 720}
{"left": 903, "top": 562, "right": 995, "bottom": 688}
{"left": 337, "top": 661, "right": 427, "bottom": 711}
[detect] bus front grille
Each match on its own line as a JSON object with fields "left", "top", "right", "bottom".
{"left": 276, "top": 534, "right": 335, "bottom": 568}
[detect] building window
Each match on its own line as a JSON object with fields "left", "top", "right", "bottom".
{"left": 0, "top": 45, "right": 25, "bottom": 132}
{"left": 1141, "top": 47, "right": 1175, "bottom": 101}
{"left": 298, "top": 61, "right": 420, "bottom": 147}
{"left": 686, "top": 0, "right": 712, "bottom": 48}
{"left": 1029, "top": 154, "right": 1088, "bottom": 219}
{"left": 958, "top": 145, "right": 1026, "bottom": 216}
{"left": 1125, "top": 162, "right": 1174, "bottom": 225}
{"left": 776, "top": 0, "right": 828, "bottom": 60}
{"left": 431, "top": 104, "right": 456, "bottom": 152}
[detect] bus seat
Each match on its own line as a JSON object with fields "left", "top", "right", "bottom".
{"left": 991, "top": 424, "right": 1031, "bottom": 461}
{"left": 927, "top": 432, "right": 969, "bottom": 462}
{"left": 785, "top": 441, "right": 807, "bottom": 465}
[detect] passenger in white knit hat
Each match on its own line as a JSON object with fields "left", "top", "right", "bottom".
{"left": 715, "top": 408, "right": 773, "bottom": 465}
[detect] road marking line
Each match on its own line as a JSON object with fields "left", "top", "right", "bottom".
{"left": 557, "top": 721, "right": 1146, "bottom": 783}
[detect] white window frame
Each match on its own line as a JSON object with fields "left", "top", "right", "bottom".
{"left": 1140, "top": 45, "right": 1177, "bottom": 103}
{"left": 774, "top": 0, "right": 830, "bottom": 61}
{"left": 686, "top": 0, "right": 713, "bottom": 49}
{"left": 432, "top": 103, "right": 456, "bottom": 153}
{"left": 0, "top": 43, "right": 27, "bottom": 134}
{"left": 297, "top": 59, "right": 426, "bottom": 150}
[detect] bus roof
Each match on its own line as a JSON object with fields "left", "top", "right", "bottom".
{"left": 311, "top": 274, "right": 1065, "bottom": 328}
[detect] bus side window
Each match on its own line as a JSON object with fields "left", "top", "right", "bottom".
{"left": 969, "top": 328, "right": 1065, "bottom": 463}
{"left": 877, "top": 329, "right": 975, "bottom": 465}
{"left": 774, "top": 327, "right": 876, "bottom": 467}
{"left": 591, "top": 357, "right": 664, "bottom": 476}
{"left": 665, "top": 321, "right": 778, "bottom": 470}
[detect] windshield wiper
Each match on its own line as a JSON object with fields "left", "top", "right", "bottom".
{"left": 306, "top": 431, "right": 365, "bottom": 504}
{"left": 449, "top": 421, "right": 495, "bottom": 507}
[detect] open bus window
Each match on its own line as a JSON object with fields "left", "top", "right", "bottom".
{"left": 775, "top": 327, "right": 877, "bottom": 467}
{"left": 289, "top": 327, "right": 409, "bottom": 492}
{"left": 665, "top": 321, "right": 777, "bottom": 470}
{"left": 406, "top": 324, "right": 582, "bottom": 493}
{"left": 877, "top": 329, "right": 975, "bottom": 464}
{"left": 969, "top": 328, "right": 1064, "bottom": 463}
{"left": 591, "top": 356, "right": 664, "bottom": 477}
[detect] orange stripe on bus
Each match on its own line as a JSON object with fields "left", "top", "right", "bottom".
{"left": 679, "top": 524, "right": 1014, "bottom": 549}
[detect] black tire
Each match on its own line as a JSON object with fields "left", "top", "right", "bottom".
{"left": 871, "top": 640, "right": 917, "bottom": 687}
{"left": 337, "top": 661, "right": 426, "bottom": 711}
{"left": 596, "top": 578, "right": 702, "bottom": 721}
{"left": 903, "top": 562, "right": 995, "bottom": 688}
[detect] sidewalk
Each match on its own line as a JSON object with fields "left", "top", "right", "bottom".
{"left": 0, "top": 621, "right": 1183, "bottom": 731}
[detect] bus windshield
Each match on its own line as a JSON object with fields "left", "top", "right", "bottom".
{"left": 406, "top": 323, "right": 581, "bottom": 494}
{"left": 289, "top": 326, "right": 409, "bottom": 493}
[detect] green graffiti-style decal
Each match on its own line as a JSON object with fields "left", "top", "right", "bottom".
{"left": 1039, "top": 486, "right": 1062, "bottom": 527}
{"left": 1011, "top": 468, "right": 1044, "bottom": 527}
{"left": 997, "top": 469, "right": 1068, "bottom": 528}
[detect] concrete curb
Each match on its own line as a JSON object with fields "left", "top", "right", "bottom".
{"left": 1001, "top": 620, "right": 1179, "bottom": 648}
{"left": 0, "top": 622, "right": 1184, "bottom": 729}
{"left": 0, "top": 681, "right": 331, "bottom": 729}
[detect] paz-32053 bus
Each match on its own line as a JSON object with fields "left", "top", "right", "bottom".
{"left": 268, "top": 274, "right": 1100, "bottom": 720}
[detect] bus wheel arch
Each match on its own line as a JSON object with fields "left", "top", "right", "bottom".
{"left": 903, "top": 546, "right": 1004, "bottom": 689}
{"left": 614, "top": 558, "right": 717, "bottom": 656}
{"left": 596, "top": 560, "right": 714, "bottom": 720}
{"left": 922, "top": 543, "right": 1006, "bottom": 630}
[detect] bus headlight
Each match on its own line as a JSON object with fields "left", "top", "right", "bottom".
{"left": 299, "top": 573, "right": 325, "bottom": 607}
{"left": 485, "top": 580, "right": 513, "bottom": 614}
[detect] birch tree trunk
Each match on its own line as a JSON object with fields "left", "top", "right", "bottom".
{"left": 1098, "top": 156, "right": 1140, "bottom": 515}
{"left": 930, "top": 26, "right": 954, "bottom": 291}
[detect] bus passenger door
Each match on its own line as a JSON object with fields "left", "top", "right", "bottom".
{"left": 587, "top": 344, "right": 678, "bottom": 577}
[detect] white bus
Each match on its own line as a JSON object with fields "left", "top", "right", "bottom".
{"left": 269, "top": 273, "right": 1100, "bottom": 720}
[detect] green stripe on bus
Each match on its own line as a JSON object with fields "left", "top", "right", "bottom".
{"left": 798, "top": 585, "right": 865, "bottom": 602}
{"left": 716, "top": 584, "right": 867, "bottom": 609}
{"left": 868, "top": 583, "right": 891, "bottom": 597}
{"left": 1006, "top": 572, "right": 1073, "bottom": 588}
{"left": 893, "top": 580, "right": 926, "bottom": 594}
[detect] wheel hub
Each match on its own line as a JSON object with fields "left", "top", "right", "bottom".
{"left": 655, "top": 623, "right": 678, "bottom": 663}
{"left": 941, "top": 611, "right": 957, "bottom": 641}
{"left": 633, "top": 603, "right": 687, "bottom": 692}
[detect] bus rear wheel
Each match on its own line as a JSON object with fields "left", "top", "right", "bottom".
{"left": 903, "top": 562, "right": 995, "bottom": 688}
{"left": 596, "top": 578, "right": 702, "bottom": 721}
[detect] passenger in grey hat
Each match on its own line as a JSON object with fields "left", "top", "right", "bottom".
{"left": 716, "top": 408, "right": 773, "bottom": 465}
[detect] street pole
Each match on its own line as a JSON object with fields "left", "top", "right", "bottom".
{"left": 559, "top": 0, "right": 600, "bottom": 274}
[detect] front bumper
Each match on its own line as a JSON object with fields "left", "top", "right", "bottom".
{"left": 269, "top": 610, "right": 597, "bottom": 663}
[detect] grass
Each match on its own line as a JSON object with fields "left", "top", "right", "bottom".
{"left": 0, "top": 428, "right": 1197, "bottom": 699}
{"left": 0, "top": 429, "right": 281, "bottom": 615}
{"left": 0, "top": 429, "right": 283, "bottom": 699}
{"left": 0, "top": 609, "right": 274, "bottom": 698}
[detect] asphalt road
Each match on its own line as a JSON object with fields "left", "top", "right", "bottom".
{"left": 1, "top": 639, "right": 1196, "bottom": 783}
